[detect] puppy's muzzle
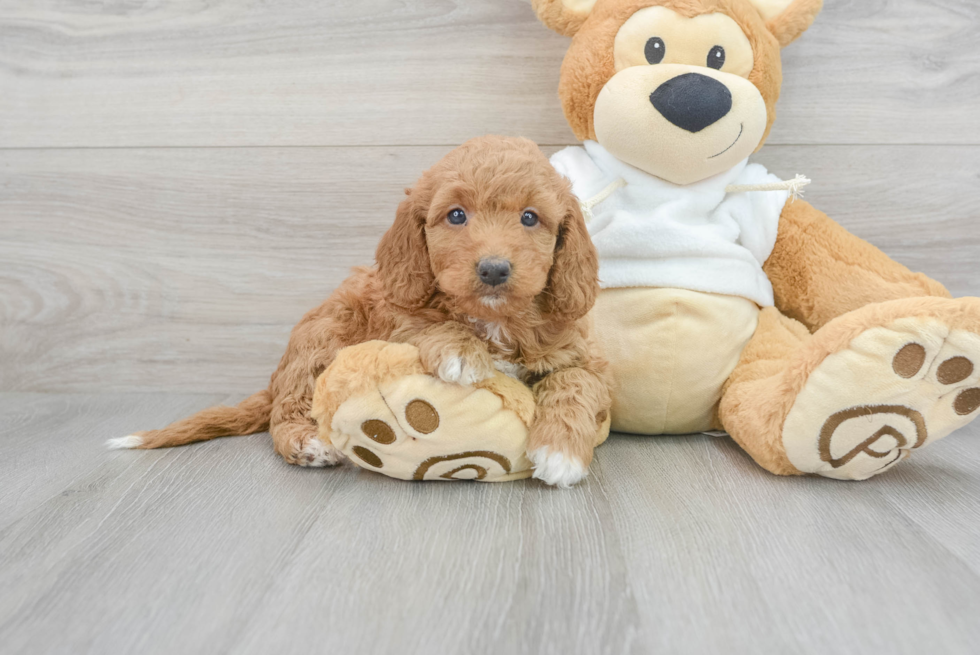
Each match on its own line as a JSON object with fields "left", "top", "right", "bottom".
{"left": 650, "top": 73, "right": 733, "bottom": 133}
{"left": 477, "top": 258, "right": 511, "bottom": 287}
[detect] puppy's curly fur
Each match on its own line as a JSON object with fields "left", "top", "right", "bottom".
{"left": 112, "top": 136, "right": 612, "bottom": 485}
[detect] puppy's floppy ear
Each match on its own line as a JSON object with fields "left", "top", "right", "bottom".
{"left": 747, "top": 0, "right": 823, "bottom": 47}
{"left": 531, "top": 0, "right": 598, "bottom": 38}
{"left": 376, "top": 188, "right": 435, "bottom": 310}
{"left": 542, "top": 185, "right": 599, "bottom": 322}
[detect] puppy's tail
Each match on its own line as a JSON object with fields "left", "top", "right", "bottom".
{"left": 106, "top": 389, "right": 273, "bottom": 451}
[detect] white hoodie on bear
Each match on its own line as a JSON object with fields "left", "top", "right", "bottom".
{"left": 550, "top": 140, "right": 789, "bottom": 308}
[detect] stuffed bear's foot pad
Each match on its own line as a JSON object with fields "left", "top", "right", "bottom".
{"left": 328, "top": 375, "right": 532, "bottom": 481}
{"left": 312, "top": 341, "right": 535, "bottom": 482}
{"left": 783, "top": 314, "right": 980, "bottom": 480}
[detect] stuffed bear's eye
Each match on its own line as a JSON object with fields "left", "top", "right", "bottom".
{"left": 447, "top": 208, "right": 467, "bottom": 225}
{"left": 645, "top": 37, "right": 666, "bottom": 65}
{"left": 521, "top": 210, "right": 539, "bottom": 227}
{"left": 707, "top": 45, "right": 726, "bottom": 70}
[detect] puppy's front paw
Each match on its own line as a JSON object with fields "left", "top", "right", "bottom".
{"left": 435, "top": 352, "right": 495, "bottom": 386}
{"left": 528, "top": 447, "right": 588, "bottom": 488}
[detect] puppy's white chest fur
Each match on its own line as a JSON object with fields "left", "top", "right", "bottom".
{"left": 468, "top": 318, "right": 511, "bottom": 349}
{"left": 468, "top": 317, "right": 528, "bottom": 380}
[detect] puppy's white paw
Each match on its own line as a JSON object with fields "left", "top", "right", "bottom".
{"left": 437, "top": 355, "right": 495, "bottom": 386}
{"left": 106, "top": 435, "right": 143, "bottom": 450}
{"left": 297, "top": 438, "right": 345, "bottom": 468}
{"left": 528, "top": 447, "right": 588, "bottom": 488}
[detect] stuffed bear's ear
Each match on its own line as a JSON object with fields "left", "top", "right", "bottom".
{"left": 747, "top": 0, "right": 823, "bottom": 47}
{"left": 530, "top": 0, "right": 598, "bottom": 38}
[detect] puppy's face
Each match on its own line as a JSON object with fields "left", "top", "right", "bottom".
{"left": 423, "top": 159, "right": 565, "bottom": 319}
{"left": 376, "top": 136, "right": 598, "bottom": 323}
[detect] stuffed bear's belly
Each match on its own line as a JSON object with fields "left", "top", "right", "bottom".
{"left": 593, "top": 288, "right": 760, "bottom": 435}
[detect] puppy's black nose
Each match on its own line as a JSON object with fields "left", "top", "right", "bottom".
{"left": 650, "top": 73, "right": 732, "bottom": 133}
{"left": 477, "top": 258, "right": 511, "bottom": 287}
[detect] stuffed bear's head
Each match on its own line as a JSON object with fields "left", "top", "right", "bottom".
{"left": 532, "top": 0, "right": 822, "bottom": 185}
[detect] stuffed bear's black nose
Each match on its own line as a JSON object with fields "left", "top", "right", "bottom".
{"left": 650, "top": 73, "right": 733, "bottom": 133}
{"left": 477, "top": 258, "right": 511, "bottom": 287}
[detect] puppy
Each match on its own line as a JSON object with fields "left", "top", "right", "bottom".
{"left": 109, "top": 136, "right": 611, "bottom": 487}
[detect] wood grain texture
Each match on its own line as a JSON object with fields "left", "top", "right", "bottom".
{"left": 2, "top": 144, "right": 978, "bottom": 393}
{"left": 0, "top": 0, "right": 977, "bottom": 148}
{"left": 0, "top": 392, "right": 978, "bottom": 655}
{"left": 2, "top": 2, "right": 979, "bottom": 652}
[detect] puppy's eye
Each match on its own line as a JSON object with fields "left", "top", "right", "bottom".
{"left": 447, "top": 208, "right": 467, "bottom": 225}
{"left": 645, "top": 37, "right": 665, "bottom": 65}
{"left": 521, "top": 210, "right": 539, "bottom": 227}
{"left": 707, "top": 45, "right": 726, "bottom": 70}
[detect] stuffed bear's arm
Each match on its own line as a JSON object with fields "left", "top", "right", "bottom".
{"left": 763, "top": 200, "right": 951, "bottom": 332}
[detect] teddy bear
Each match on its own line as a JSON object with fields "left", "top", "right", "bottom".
{"left": 529, "top": 0, "right": 980, "bottom": 480}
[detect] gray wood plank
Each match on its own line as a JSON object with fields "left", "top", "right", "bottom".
{"left": 2, "top": 144, "right": 977, "bottom": 393}
{"left": 0, "top": 0, "right": 977, "bottom": 148}
{"left": 0, "top": 392, "right": 978, "bottom": 654}
{"left": 0, "top": 393, "right": 642, "bottom": 655}
{"left": 0, "top": 392, "right": 244, "bottom": 529}
{"left": 594, "top": 428, "right": 980, "bottom": 655}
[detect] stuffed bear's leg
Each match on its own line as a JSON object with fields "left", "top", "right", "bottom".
{"left": 719, "top": 298, "right": 980, "bottom": 479}
{"left": 717, "top": 308, "right": 813, "bottom": 475}
{"left": 764, "top": 200, "right": 952, "bottom": 331}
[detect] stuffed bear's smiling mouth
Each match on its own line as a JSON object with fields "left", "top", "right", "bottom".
{"left": 708, "top": 123, "right": 744, "bottom": 160}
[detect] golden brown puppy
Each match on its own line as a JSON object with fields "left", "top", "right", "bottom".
{"left": 109, "top": 136, "right": 611, "bottom": 487}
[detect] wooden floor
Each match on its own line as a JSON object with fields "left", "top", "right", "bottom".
{"left": 1, "top": 1, "right": 979, "bottom": 653}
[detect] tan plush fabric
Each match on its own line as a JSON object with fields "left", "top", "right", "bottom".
{"left": 312, "top": 341, "right": 534, "bottom": 482}
{"left": 554, "top": 0, "right": 784, "bottom": 151}
{"left": 764, "top": 200, "right": 951, "bottom": 331}
{"left": 530, "top": 0, "right": 980, "bottom": 481}
{"left": 613, "top": 7, "right": 755, "bottom": 76}
{"left": 762, "top": 0, "right": 824, "bottom": 47}
{"left": 718, "top": 307, "right": 810, "bottom": 475}
{"left": 592, "top": 64, "right": 770, "bottom": 185}
{"left": 312, "top": 341, "right": 612, "bottom": 482}
{"left": 747, "top": 0, "right": 797, "bottom": 20}
{"left": 531, "top": 0, "right": 598, "bottom": 37}
{"left": 593, "top": 288, "right": 760, "bottom": 434}
{"left": 719, "top": 298, "right": 980, "bottom": 478}
{"left": 783, "top": 317, "right": 980, "bottom": 480}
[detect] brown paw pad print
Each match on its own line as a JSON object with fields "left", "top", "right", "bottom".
{"left": 413, "top": 451, "right": 513, "bottom": 481}
{"left": 892, "top": 343, "right": 927, "bottom": 378}
{"left": 351, "top": 399, "right": 443, "bottom": 472}
{"left": 362, "top": 419, "right": 396, "bottom": 444}
{"left": 955, "top": 388, "right": 980, "bottom": 416}
{"left": 892, "top": 343, "right": 980, "bottom": 417}
{"left": 405, "top": 399, "right": 439, "bottom": 434}
{"left": 937, "top": 356, "right": 974, "bottom": 385}
{"left": 351, "top": 445, "right": 383, "bottom": 469}
{"left": 354, "top": 419, "right": 396, "bottom": 469}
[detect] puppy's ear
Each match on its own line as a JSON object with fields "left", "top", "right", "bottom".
{"left": 376, "top": 188, "right": 435, "bottom": 310}
{"left": 531, "top": 0, "right": 598, "bottom": 38}
{"left": 748, "top": 0, "right": 823, "bottom": 47}
{"left": 542, "top": 186, "right": 599, "bottom": 322}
